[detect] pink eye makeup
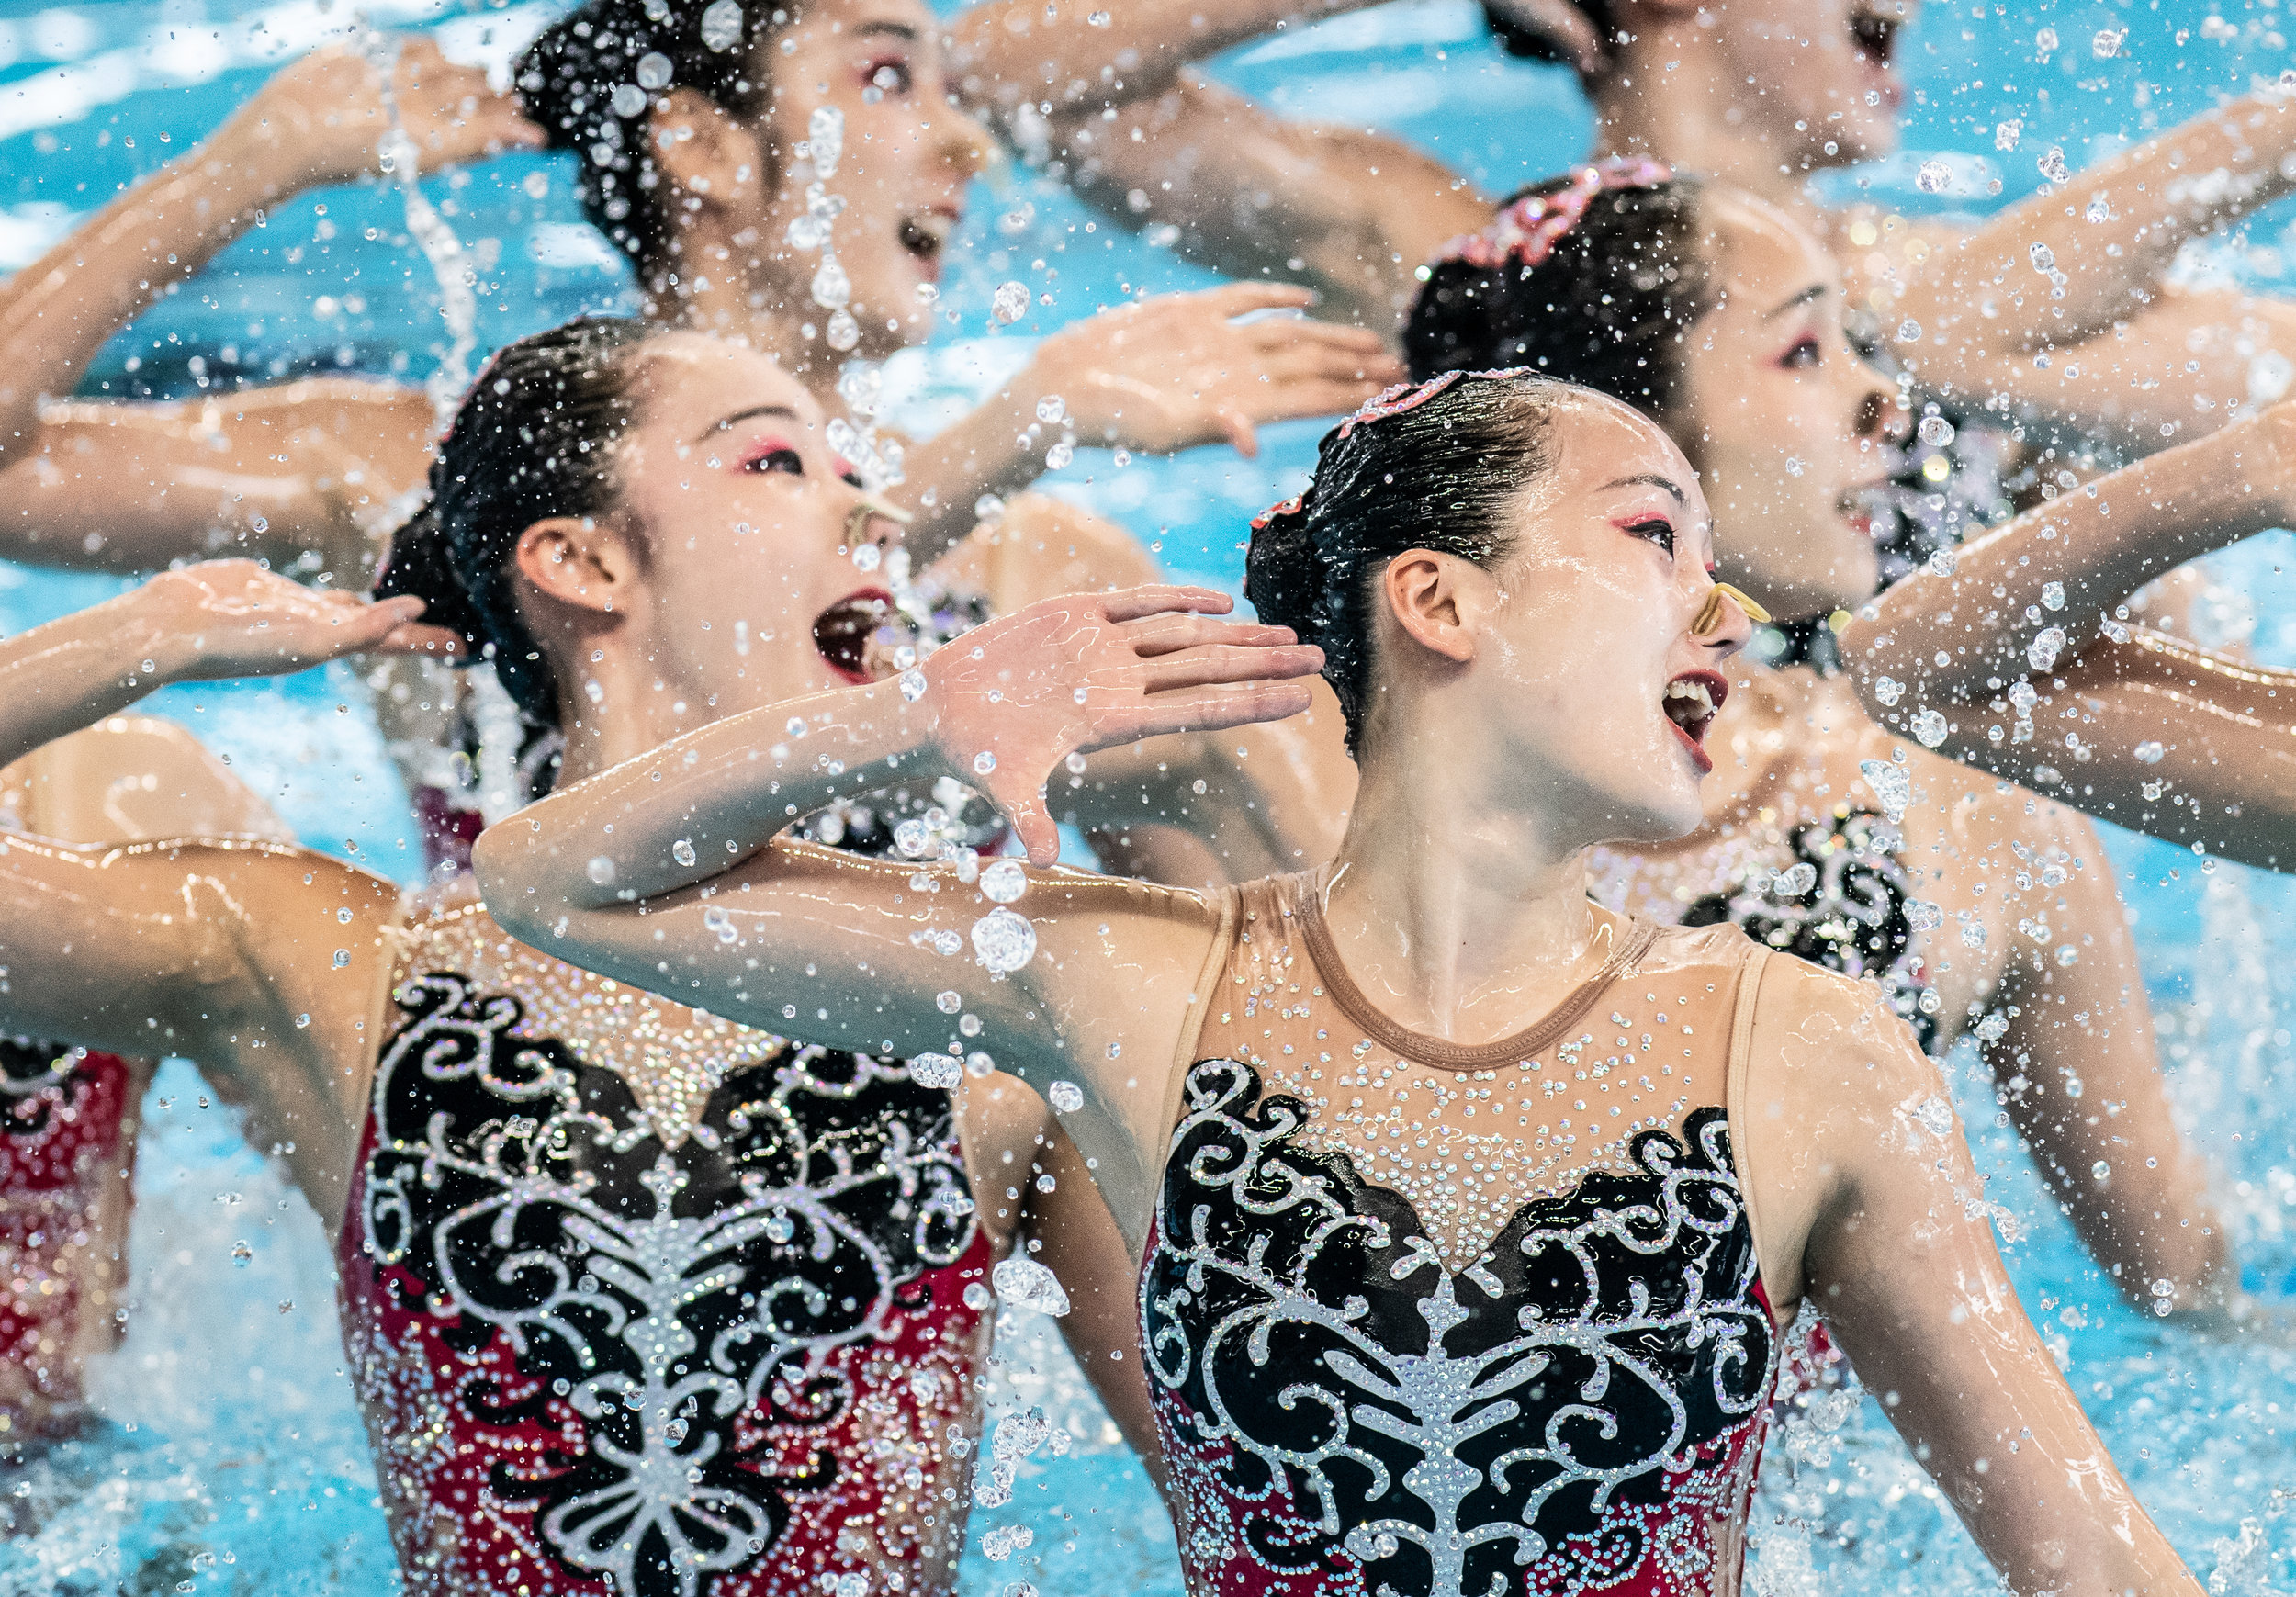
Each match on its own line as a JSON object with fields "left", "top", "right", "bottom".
{"left": 735, "top": 436, "right": 805, "bottom": 476}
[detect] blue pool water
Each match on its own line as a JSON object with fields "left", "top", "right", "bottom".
{"left": 4, "top": 0, "right": 2296, "bottom": 1591}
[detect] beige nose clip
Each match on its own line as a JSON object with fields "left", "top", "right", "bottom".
{"left": 1692, "top": 582, "right": 1771, "bottom": 636}
{"left": 846, "top": 496, "right": 915, "bottom": 547}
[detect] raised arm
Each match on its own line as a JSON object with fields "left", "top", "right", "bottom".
{"left": 0, "top": 559, "right": 455, "bottom": 770}
{"left": 946, "top": 1, "right": 1487, "bottom": 336}
{"left": 895, "top": 286, "right": 1399, "bottom": 560}
{"left": 1840, "top": 399, "right": 2294, "bottom": 711}
{"left": 476, "top": 587, "right": 1322, "bottom": 1226}
{"left": 0, "top": 40, "right": 536, "bottom": 460}
{"left": 1894, "top": 88, "right": 2296, "bottom": 366}
{"left": 1746, "top": 962, "right": 2201, "bottom": 1596}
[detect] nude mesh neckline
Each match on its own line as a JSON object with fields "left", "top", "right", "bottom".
{"left": 1294, "top": 886, "right": 1660, "bottom": 1072}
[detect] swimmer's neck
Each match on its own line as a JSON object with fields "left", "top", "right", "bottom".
{"left": 641, "top": 219, "right": 898, "bottom": 406}
{"left": 1585, "top": 31, "right": 1836, "bottom": 225}
{"left": 1314, "top": 739, "right": 1614, "bottom": 1048}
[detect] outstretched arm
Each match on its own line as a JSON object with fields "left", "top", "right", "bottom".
{"left": 1748, "top": 963, "right": 2201, "bottom": 1596}
{"left": 1840, "top": 399, "right": 2294, "bottom": 710}
{"left": 0, "top": 559, "right": 456, "bottom": 770}
{"left": 897, "top": 285, "right": 1399, "bottom": 560}
{"left": 947, "top": 1, "right": 1488, "bottom": 336}
{"left": 0, "top": 40, "right": 536, "bottom": 462}
{"left": 1890, "top": 90, "right": 2296, "bottom": 455}
{"left": 476, "top": 587, "right": 1324, "bottom": 1230}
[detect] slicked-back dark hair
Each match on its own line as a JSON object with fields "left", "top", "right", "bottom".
{"left": 1406, "top": 174, "right": 1714, "bottom": 421}
{"left": 516, "top": 1, "right": 800, "bottom": 278}
{"left": 1245, "top": 371, "right": 1571, "bottom": 757}
{"left": 376, "top": 317, "right": 662, "bottom": 725}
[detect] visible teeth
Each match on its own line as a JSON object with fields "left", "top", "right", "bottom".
{"left": 1666, "top": 680, "right": 1716, "bottom": 716}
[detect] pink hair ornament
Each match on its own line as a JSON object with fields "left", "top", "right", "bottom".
{"left": 1434, "top": 155, "right": 1673, "bottom": 273}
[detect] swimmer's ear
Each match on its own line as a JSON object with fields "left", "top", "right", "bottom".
{"left": 1380, "top": 550, "right": 1481, "bottom": 667}
{"left": 650, "top": 85, "right": 768, "bottom": 217}
{"left": 513, "top": 516, "right": 644, "bottom": 620}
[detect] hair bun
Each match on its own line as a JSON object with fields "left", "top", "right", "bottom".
{"left": 374, "top": 500, "right": 489, "bottom": 661}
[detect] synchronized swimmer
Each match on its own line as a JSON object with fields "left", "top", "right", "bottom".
{"left": 0, "top": 4, "right": 2291, "bottom": 1595}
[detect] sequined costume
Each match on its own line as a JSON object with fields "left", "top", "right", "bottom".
{"left": 340, "top": 901, "right": 994, "bottom": 1597}
{"left": 1591, "top": 810, "right": 1940, "bottom": 1056}
{"left": 1141, "top": 874, "right": 1781, "bottom": 1597}
{"left": 0, "top": 1040, "right": 135, "bottom": 1444}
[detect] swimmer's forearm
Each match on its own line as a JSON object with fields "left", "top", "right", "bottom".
{"left": 477, "top": 680, "right": 957, "bottom": 914}
{"left": 1840, "top": 404, "right": 2293, "bottom": 703}
{"left": 948, "top": 0, "right": 1379, "bottom": 114}
{"left": 0, "top": 124, "right": 307, "bottom": 455}
{"left": 895, "top": 396, "right": 1064, "bottom": 564}
{"left": 1900, "top": 90, "right": 2296, "bottom": 355}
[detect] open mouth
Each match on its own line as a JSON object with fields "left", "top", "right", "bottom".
{"left": 813, "top": 587, "right": 897, "bottom": 684}
{"left": 1663, "top": 671, "right": 1730, "bottom": 770}
{"left": 897, "top": 208, "right": 956, "bottom": 277}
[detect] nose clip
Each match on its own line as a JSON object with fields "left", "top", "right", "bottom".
{"left": 1692, "top": 582, "right": 1771, "bottom": 636}
{"left": 845, "top": 496, "right": 914, "bottom": 548}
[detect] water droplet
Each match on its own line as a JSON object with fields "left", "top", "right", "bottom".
{"left": 295, "top": 1013, "right": 310, "bottom": 1029}
{"left": 1995, "top": 119, "right": 2022, "bottom": 151}
{"left": 1048, "top": 1080, "right": 1083, "bottom": 1113}
{"left": 1064, "top": 752, "right": 1088, "bottom": 774}
{"left": 991, "top": 1256, "right": 1071, "bottom": 1317}
{"left": 2040, "top": 581, "right": 2065, "bottom": 611}
{"left": 2028, "top": 242, "right": 2056, "bottom": 272}
{"left": 1872, "top": 675, "right": 1904, "bottom": 707}
{"left": 787, "top": 716, "right": 809, "bottom": 737}
{"left": 1858, "top": 759, "right": 1910, "bottom": 819}
{"left": 231, "top": 1240, "right": 253, "bottom": 1266}
{"left": 1784, "top": 455, "right": 1806, "bottom": 477}
{"left": 1912, "top": 1095, "right": 1954, "bottom": 1138}
{"left": 835, "top": 1574, "right": 868, "bottom": 1597}
{"left": 2091, "top": 27, "right": 2124, "bottom": 57}
{"left": 972, "top": 908, "right": 1037, "bottom": 973}
{"left": 811, "top": 253, "right": 850, "bottom": 309}
{"left": 958, "top": 1012, "right": 983, "bottom": 1037}
{"left": 1915, "top": 159, "right": 1951, "bottom": 194}
{"left": 826, "top": 309, "right": 861, "bottom": 351}
{"left": 2085, "top": 197, "right": 2114, "bottom": 223}
{"left": 1912, "top": 708, "right": 1948, "bottom": 747}
{"left": 962, "top": 1280, "right": 994, "bottom": 1310}
{"left": 974, "top": 751, "right": 997, "bottom": 775}
{"left": 1895, "top": 319, "right": 1921, "bottom": 343}
{"left": 852, "top": 543, "right": 882, "bottom": 573}
{"left": 764, "top": 1209, "right": 796, "bottom": 1243}
{"left": 611, "top": 83, "right": 647, "bottom": 118}
{"left": 1917, "top": 414, "right": 1955, "bottom": 447}
{"left": 2035, "top": 26, "right": 2058, "bottom": 53}
{"left": 965, "top": 1050, "right": 996, "bottom": 1078}
{"left": 2135, "top": 741, "right": 2166, "bottom": 765}
{"left": 981, "top": 860, "right": 1027, "bottom": 904}
{"left": 909, "top": 1366, "right": 943, "bottom": 1401}
{"left": 808, "top": 105, "right": 844, "bottom": 176}
{"left": 1044, "top": 439, "right": 1075, "bottom": 470}
{"left": 2007, "top": 680, "right": 2038, "bottom": 715}
{"left": 700, "top": 0, "right": 747, "bottom": 51}
{"left": 636, "top": 51, "right": 675, "bottom": 89}
{"left": 2037, "top": 147, "right": 2069, "bottom": 184}
{"left": 1774, "top": 862, "right": 1818, "bottom": 897}
{"left": 1908, "top": 899, "right": 1944, "bottom": 932}
{"left": 894, "top": 819, "right": 932, "bottom": 858}
{"left": 333, "top": 949, "right": 351, "bottom": 968}
{"left": 910, "top": 1054, "right": 962, "bottom": 1089}
{"left": 974, "top": 494, "right": 1007, "bottom": 523}
{"left": 2027, "top": 625, "right": 2066, "bottom": 672}
{"left": 1927, "top": 545, "right": 1959, "bottom": 577}
{"left": 673, "top": 838, "right": 697, "bottom": 868}
{"left": 2091, "top": 1160, "right": 2111, "bottom": 1181}
{"left": 1035, "top": 395, "right": 1066, "bottom": 424}
{"left": 992, "top": 281, "right": 1030, "bottom": 324}
{"left": 337, "top": 906, "right": 355, "bottom": 923}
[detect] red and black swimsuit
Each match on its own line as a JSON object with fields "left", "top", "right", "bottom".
{"left": 339, "top": 904, "right": 994, "bottom": 1597}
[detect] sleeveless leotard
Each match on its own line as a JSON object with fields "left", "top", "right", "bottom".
{"left": 0, "top": 1040, "right": 134, "bottom": 1442}
{"left": 339, "top": 901, "right": 994, "bottom": 1597}
{"left": 1140, "top": 874, "right": 1782, "bottom": 1597}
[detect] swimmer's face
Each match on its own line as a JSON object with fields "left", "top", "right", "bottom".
{"left": 1386, "top": 394, "right": 1746, "bottom": 844}
{"left": 557, "top": 334, "right": 903, "bottom": 708}
{"left": 1671, "top": 191, "right": 1901, "bottom": 621}
{"left": 744, "top": 0, "right": 989, "bottom": 358}
{"left": 1664, "top": 0, "right": 1911, "bottom": 169}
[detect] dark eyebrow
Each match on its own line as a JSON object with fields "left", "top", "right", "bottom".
{"left": 1762, "top": 283, "right": 1829, "bottom": 321}
{"left": 855, "top": 20, "right": 918, "bottom": 42}
{"left": 1599, "top": 473, "right": 1686, "bottom": 504}
{"left": 693, "top": 404, "right": 800, "bottom": 444}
